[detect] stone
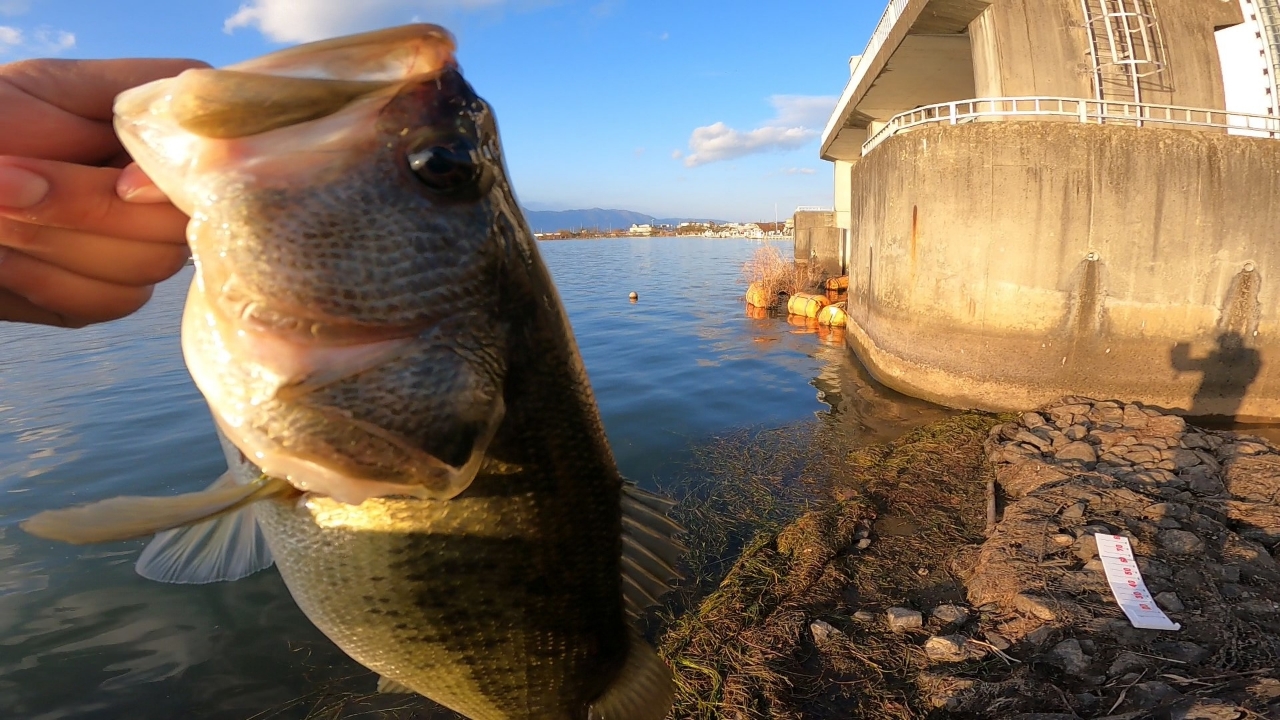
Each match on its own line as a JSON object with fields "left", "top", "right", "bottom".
{"left": 1212, "top": 564, "right": 1242, "bottom": 583}
{"left": 1074, "top": 693, "right": 1100, "bottom": 713}
{"left": 997, "top": 460, "right": 1072, "bottom": 499}
{"left": 982, "top": 631, "right": 1011, "bottom": 650}
{"left": 1180, "top": 433, "right": 1209, "bottom": 450}
{"left": 1021, "top": 412, "right": 1048, "bottom": 429}
{"left": 1220, "top": 583, "right": 1247, "bottom": 599}
{"left": 810, "top": 619, "right": 840, "bottom": 644}
{"left": 1064, "top": 424, "right": 1088, "bottom": 441}
{"left": 855, "top": 538, "right": 872, "bottom": 550}
{"left": 924, "top": 634, "right": 985, "bottom": 663}
{"left": 1190, "top": 474, "right": 1226, "bottom": 496}
{"left": 853, "top": 610, "right": 877, "bottom": 622}
{"left": 1144, "top": 502, "right": 1191, "bottom": 521}
{"left": 1056, "top": 442, "right": 1097, "bottom": 464}
{"left": 1169, "top": 700, "right": 1246, "bottom": 720}
{"left": 1193, "top": 451, "right": 1222, "bottom": 472}
{"left": 1160, "top": 530, "right": 1206, "bottom": 555}
{"left": 1123, "top": 404, "right": 1150, "bottom": 427}
{"left": 1124, "top": 447, "right": 1162, "bottom": 465}
{"left": 1175, "top": 568, "right": 1206, "bottom": 588}
{"left": 1164, "top": 448, "right": 1202, "bottom": 469}
{"left": 1062, "top": 502, "right": 1087, "bottom": 520}
{"left": 1048, "top": 403, "right": 1092, "bottom": 424}
{"left": 1052, "top": 533, "right": 1075, "bottom": 547}
{"left": 1107, "top": 651, "right": 1151, "bottom": 676}
{"left": 1155, "top": 591, "right": 1185, "bottom": 612}
{"left": 1090, "top": 405, "right": 1125, "bottom": 424}
{"left": 1014, "top": 594, "right": 1062, "bottom": 621}
{"left": 886, "top": 607, "right": 923, "bottom": 632}
{"left": 1014, "top": 430, "right": 1051, "bottom": 452}
{"left": 1146, "top": 415, "right": 1187, "bottom": 435}
{"left": 1138, "top": 557, "right": 1173, "bottom": 578}
{"left": 1151, "top": 640, "right": 1209, "bottom": 664}
{"left": 1045, "top": 638, "right": 1090, "bottom": 675}
{"left": 1074, "top": 535, "right": 1100, "bottom": 561}
{"left": 1084, "top": 558, "right": 1105, "bottom": 573}
{"left": 1024, "top": 625, "right": 1054, "bottom": 646}
{"left": 932, "top": 604, "right": 970, "bottom": 626}
{"left": 1129, "top": 681, "right": 1183, "bottom": 708}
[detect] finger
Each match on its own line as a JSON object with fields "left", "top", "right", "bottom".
{"left": 0, "top": 248, "right": 155, "bottom": 324}
{"left": 0, "top": 58, "right": 208, "bottom": 162}
{"left": 0, "top": 217, "right": 190, "bottom": 286}
{"left": 0, "top": 158, "right": 189, "bottom": 243}
{"left": 0, "top": 288, "right": 84, "bottom": 328}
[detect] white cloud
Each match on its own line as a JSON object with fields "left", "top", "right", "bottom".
{"left": 784, "top": 167, "right": 816, "bottom": 175}
{"left": 681, "top": 94, "right": 837, "bottom": 168}
{"left": 659, "top": 31, "right": 669, "bottom": 41}
{"left": 225, "top": 0, "right": 507, "bottom": 43}
{"left": 670, "top": 149, "right": 683, "bottom": 159}
{"left": 0, "top": 24, "right": 75, "bottom": 56}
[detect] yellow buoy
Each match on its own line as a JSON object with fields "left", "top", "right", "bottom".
{"left": 745, "top": 282, "right": 771, "bottom": 308}
{"left": 825, "top": 275, "right": 850, "bottom": 291}
{"left": 817, "top": 303, "right": 846, "bottom": 327}
{"left": 786, "top": 292, "right": 830, "bottom": 319}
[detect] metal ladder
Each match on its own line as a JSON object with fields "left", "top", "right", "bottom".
{"left": 1080, "top": 0, "right": 1167, "bottom": 105}
{"left": 1253, "top": 0, "right": 1280, "bottom": 113}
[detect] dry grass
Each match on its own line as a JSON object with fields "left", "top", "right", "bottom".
{"left": 741, "top": 246, "right": 825, "bottom": 307}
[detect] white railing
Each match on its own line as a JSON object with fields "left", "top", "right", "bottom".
{"left": 862, "top": 96, "right": 1280, "bottom": 155}
{"left": 795, "top": 206, "right": 834, "bottom": 213}
{"left": 821, "top": 0, "right": 912, "bottom": 148}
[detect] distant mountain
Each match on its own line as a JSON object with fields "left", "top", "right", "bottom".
{"left": 519, "top": 207, "right": 723, "bottom": 233}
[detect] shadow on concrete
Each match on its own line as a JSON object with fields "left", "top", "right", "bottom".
{"left": 1170, "top": 332, "right": 1261, "bottom": 419}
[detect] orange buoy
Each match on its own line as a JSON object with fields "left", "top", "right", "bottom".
{"left": 786, "top": 314, "right": 819, "bottom": 330}
{"left": 745, "top": 282, "right": 772, "bottom": 308}
{"left": 825, "top": 276, "right": 850, "bottom": 291}
{"left": 817, "top": 304, "right": 846, "bottom": 327}
{"left": 745, "top": 304, "right": 769, "bottom": 320}
{"left": 786, "top": 292, "right": 830, "bottom": 319}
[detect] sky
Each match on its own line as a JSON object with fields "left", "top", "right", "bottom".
{"left": 0, "top": 0, "right": 880, "bottom": 221}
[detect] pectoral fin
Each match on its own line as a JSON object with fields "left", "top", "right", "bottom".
{"left": 134, "top": 473, "right": 275, "bottom": 584}
{"left": 20, "top": 474, "right": 292, "bottom": 545}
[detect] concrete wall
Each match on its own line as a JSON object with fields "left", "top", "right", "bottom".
{"left": 793, "top": 210, "right": 835, "bottom": 269}
{"left": 968, "top": 0, "right": 1240, "bottom": 108}
{"left": 843, "top": 122, "right": 1280, "bottom": 419}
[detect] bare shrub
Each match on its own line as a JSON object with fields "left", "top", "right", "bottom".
{"left": 742, "top": 246, "right": 824, "bottom": 306}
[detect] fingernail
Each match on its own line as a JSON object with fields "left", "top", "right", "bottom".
{"left": 0, "top": 166, "right": 50, "bottom": 209}
{"left": 116, "top": 164, "right": 169, "bottom": 203}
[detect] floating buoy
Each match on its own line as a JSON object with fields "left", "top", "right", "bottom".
{"left": 825, "top": 276, "right": 850, "bottom": 291}
{"left": 745, "top": 304, "right": 769, "bottom": 320}
{"left": 745, "top": 282, "right": 771, "bottom": 308}
{"left": 787, "top": 314, "right": 819, "bottom": 330}
{"left": 786, "top": 292, "right": 830, "bottom": 319}
{"left": 629, "top": 291, "right": 638, "bottom": 302}
{"left": 817, "top": 304, "right": 847, "bottom": 327}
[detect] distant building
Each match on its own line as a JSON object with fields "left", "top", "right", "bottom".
{"left": 628, "top": 224, "right": 654, "bottom": 236}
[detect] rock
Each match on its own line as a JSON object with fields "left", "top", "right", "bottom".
{"left": 1014, "top": 430, "right": 1051, "bottom": 452}
{"left": 1138, "top": 557, "right": 1173, "bottom": 578}
{"left": 1151, "top": 640, "right": 1209, "bottom": 664}
{"left": 1056, "top": 442, "right": 1097, "bottom": 464}
{"left": 1064, "top": 424, "right": 1088, "bottom": 441}
{"left": 1164, "top": 448, "right": 1202, "bottom": 469}
{"left": 1181, "top": 432, "right": 1209, "bottom": 450}
{"left": 1144, "top": 502, "right": 1191, "bottom": 521}
{"left": 1146, "top": 415, "right": 1187, "bottom": 435}
{"left": 1169, "top": 700, "right": 1245, "bottom": 720}
{"left": 1190, "top": 474, "right": 1226, "bottom": 496}
{"left": 1074, "top": 535, "right": 1100, "bottom": 561}
{"left": 1062, "top": 502, "right": 1087, "bottom": 520}
{"left": 1157, "top": 518, "right": 1183, "bottom": 529}
{"left": 855, "top": 537, "right": 872, "bottom": 550}
{"left": 983, "top": 631, "right": 1011, "bottom": 650}
{"left": 1021, "top": 412, "right": 1048, "bottom": 429}
{"left": 1211, "top": 564, "right": 1242, "bottom": 583}
{"left": 1175, "top": 568, "right": 1206, "bottom": 588}
{"left": 1123, "top": 404, "right": 1150, "bottom": 427}
{"left": 1124, "top": 447, "right": 1162, "bottom": 465}
{"left": 886, "top": 607, "right": 923, "bottom": 632}
{"left": 997, "top": 460, "right": 1072, "bottom": 498}
{"left": 853, "top": 610, "right": 877, "bottom": 622}
{"left": 924, "top": 634, "right": 985, "bottom": 663}
{"left": 1045, "top": 638, "right": 1090, "bottom": 675}
{"left": 1089, "top": 404, "right": 1125, "bottom": 424}
{"left": 1108, "top": 651, "right": 1151, "bottom": 676}
{"left": 1160, "top": 530, "right": 1206, "bottom": 555}
{"left": 932, "top": 604, "right": 970, "bottom": 626}
{"left": 1155, "top": 591, "right": 1185, "bottom": 612}
{"left": 1084, "top": 558, "right": 1105, "bottom": 573}
{"left": 1014, "top": 594, "right": 1062, "bottom": 621}
{"left": 1074, "top": 692, "right": 1100, "bottom": 713}
{"left": 1129, "top": 681, "right": 1183, "bottom": 708}
{"left": 1048, "top": 403, "right": 1092, "bottom": 424}
{"left": 1024, "top": 625, "right": 1054, "bottom": 646}
{"left": 1051, "top": 533, "right": 1075, "bottom": 547}
{"left": 1220, "top": 583, "right": 1247, "bottom": 599}
{"left": 810, "top": 619, "right": 840, "bottom": 644}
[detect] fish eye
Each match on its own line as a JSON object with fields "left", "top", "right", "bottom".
{"left": 406, "top": 137, "right": 491, "bottom": 201}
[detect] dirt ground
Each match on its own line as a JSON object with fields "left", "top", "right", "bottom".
{"left": 656, "top": 401, "right": 1280, "bottom": 720}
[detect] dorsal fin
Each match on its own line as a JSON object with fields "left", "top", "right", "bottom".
{"left": 588, "top": 633, "right": 674, "bottom": 720}
{"left": 620, "top": 484, "right": 685, "bottom": 620}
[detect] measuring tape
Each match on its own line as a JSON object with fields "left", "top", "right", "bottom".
{"left": 1095, "top": 533, "right": 1181, "bottom": 631}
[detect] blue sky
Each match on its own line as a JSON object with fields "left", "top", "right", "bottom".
{"left": 1, "top": 1, "right": 879, "bottom": 221}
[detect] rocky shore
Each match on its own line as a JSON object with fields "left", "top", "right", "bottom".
{"left": 658, "top": 400, "right": 1280, "bottom": 719}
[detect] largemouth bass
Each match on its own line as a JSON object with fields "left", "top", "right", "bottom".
{"left": 22, "top": 25, "right": 681, "bottom": 720}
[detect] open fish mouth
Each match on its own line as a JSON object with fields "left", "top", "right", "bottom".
{"left": 114, "top": 25, "right": 509, "bottom": 505}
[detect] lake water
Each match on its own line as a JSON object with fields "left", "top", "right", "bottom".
{"left": 0, "top": 237, "right": 948, "bottom": 719}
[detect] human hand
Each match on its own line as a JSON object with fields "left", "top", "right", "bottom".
{"left": 0, "top": 57, "right": 207, "bottom": 328}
